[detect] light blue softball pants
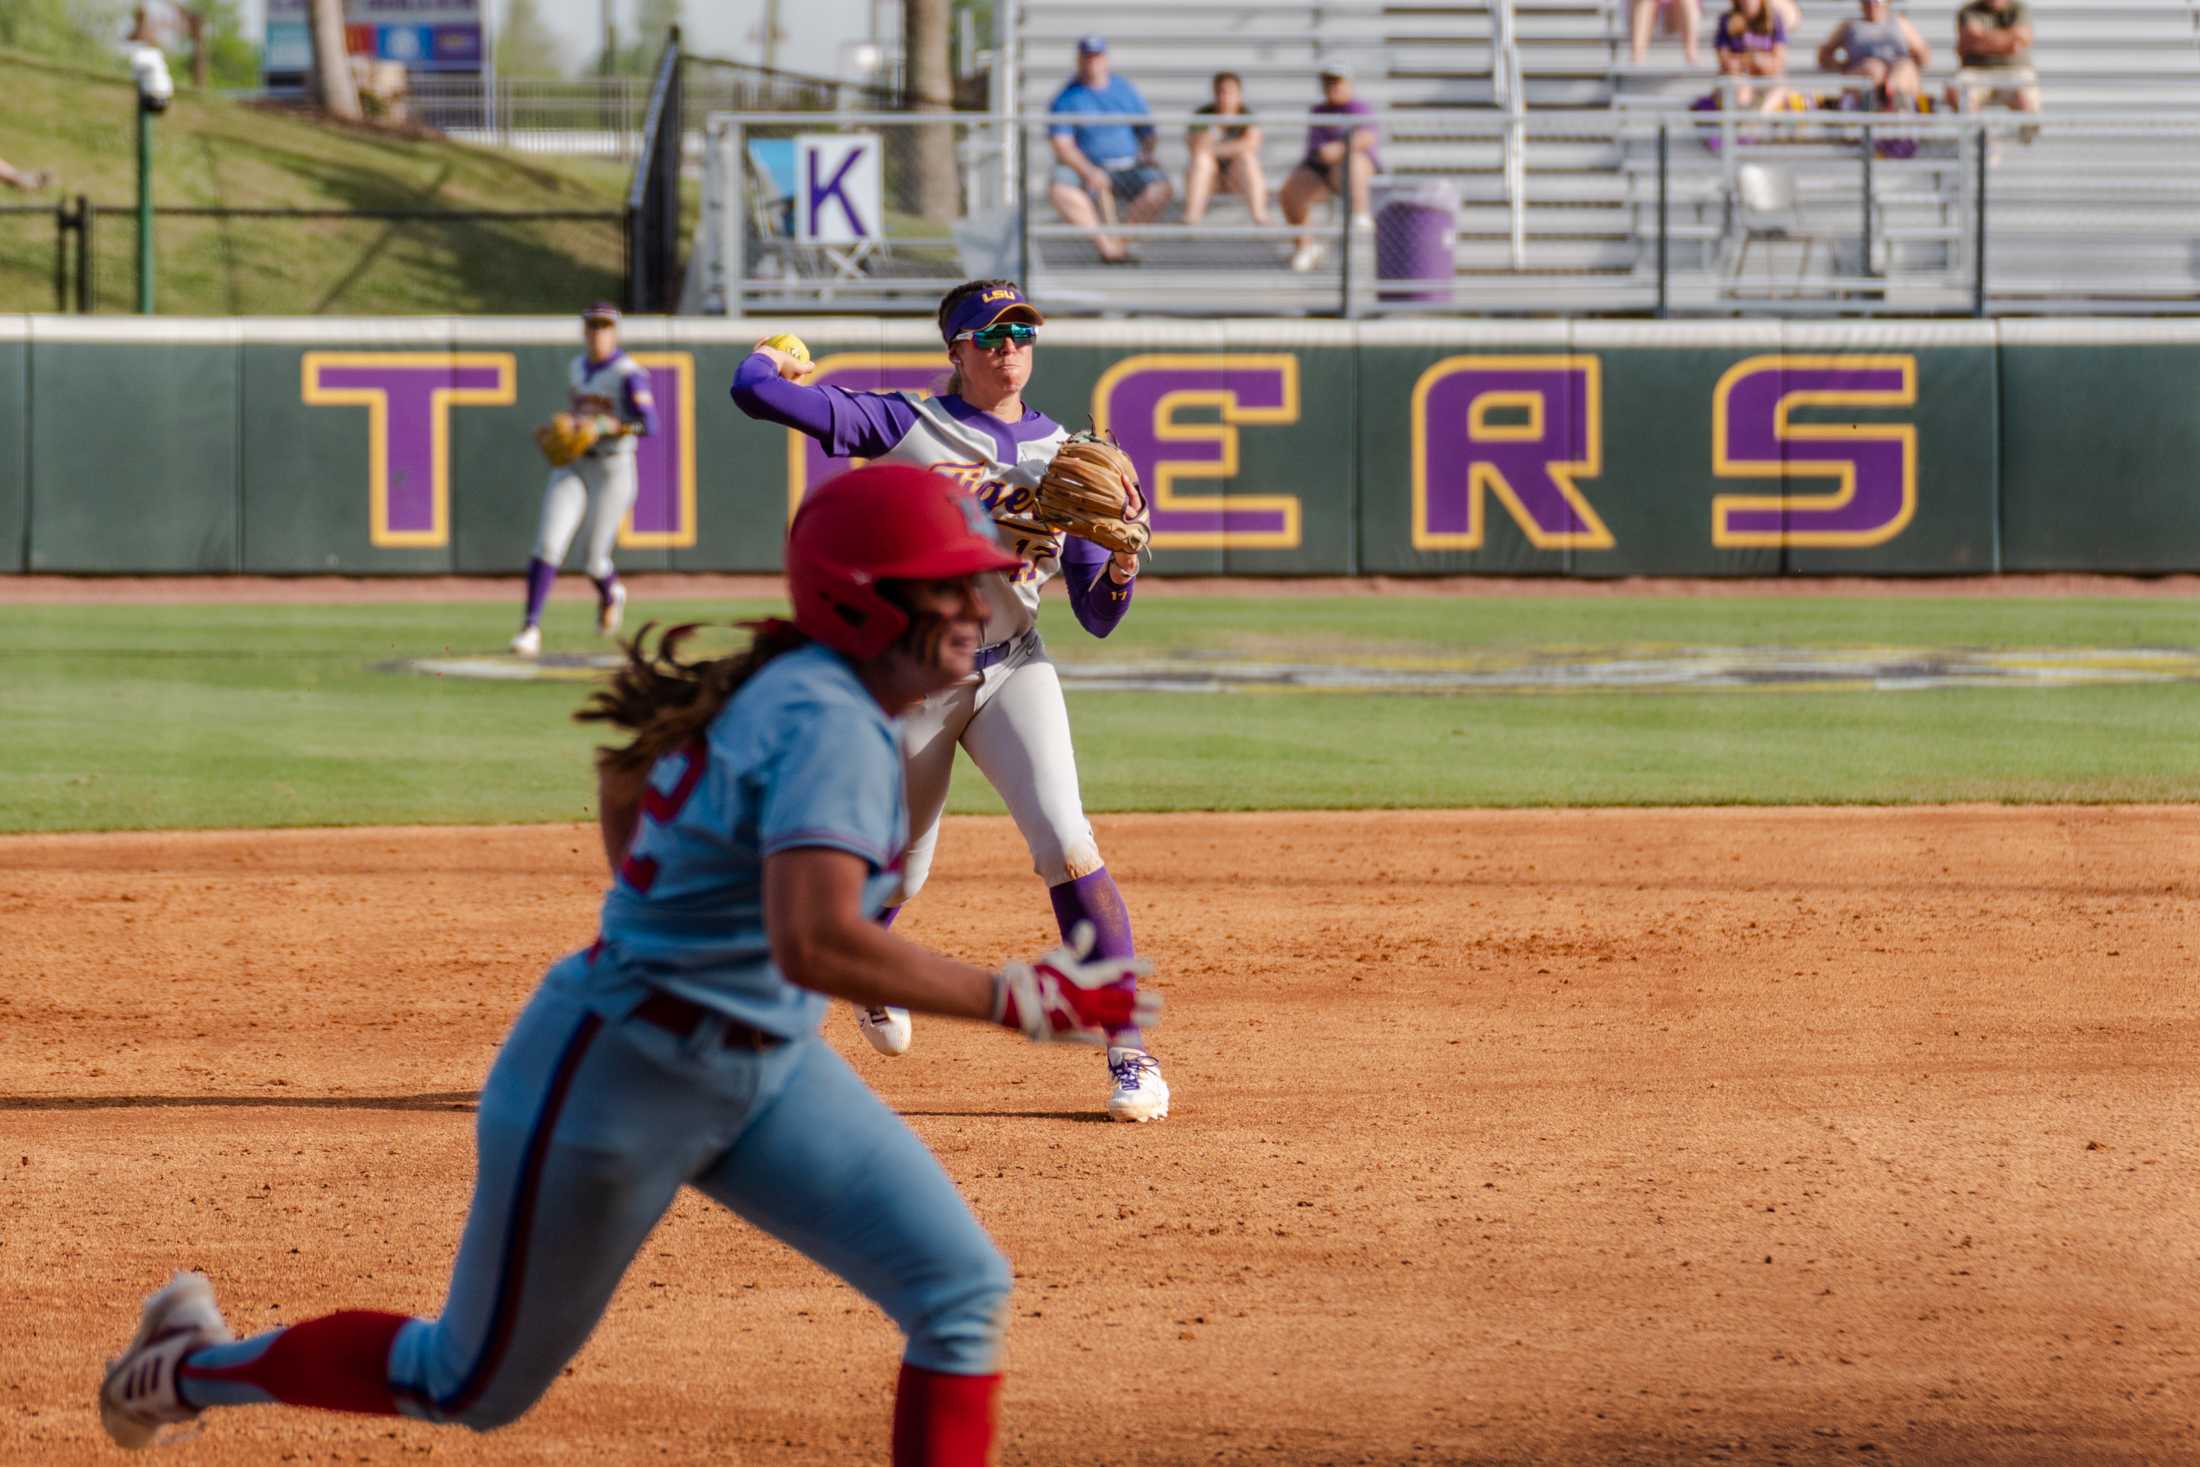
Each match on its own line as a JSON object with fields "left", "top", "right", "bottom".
{"left": 184, "top": 965, "right": 1012, "bottom": 1430}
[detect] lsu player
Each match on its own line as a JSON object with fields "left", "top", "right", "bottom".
{"left": 732, "top": 279, "right": 1170, "bottom": 1123}
{"left": 97, "top": 464, "right": 1158, "bottom": 1462}
{"left": 511, "top": 303, "right": 657, "bottom": 658}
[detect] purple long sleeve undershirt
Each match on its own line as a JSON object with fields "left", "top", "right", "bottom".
{"left": 730, "top": 352, "right": 914, "bottom": 459}
{"left": 731, "top": 350, "right": 1135, "bottom": 638}
{"left": 1060, "top": 537, "right": 1135, "bottom": 637}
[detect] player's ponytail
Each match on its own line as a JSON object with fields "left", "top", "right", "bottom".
{"left": 577, "top": 620, "right": 811, "bottom": 776}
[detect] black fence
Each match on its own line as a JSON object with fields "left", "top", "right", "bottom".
{"left": 0, "top": 201, "right": 624, "bottom": 315}
{"left": 624, "top": 30, "right": 683, "bottom": 314}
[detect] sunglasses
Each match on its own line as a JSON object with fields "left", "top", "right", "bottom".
{"left": 954, "top": 322, "right": 1039, "bottom": 348}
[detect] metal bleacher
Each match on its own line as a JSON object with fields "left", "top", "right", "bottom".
{"left": 1014, "top": 0, "right": 1512, "bottom": 309}
{"left": 1584, "top": 0, "right": 2200, "bottom": 310}
{"left": 1006, "top": 0, "right": 2200, "bottom": 313}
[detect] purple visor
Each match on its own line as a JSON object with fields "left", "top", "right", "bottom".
{"left": 941, "top": 284, "right": 1045, "bottom": 343}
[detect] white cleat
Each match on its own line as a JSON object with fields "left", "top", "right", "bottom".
{"left": 510, "top": 624, "right": 541, "bottom": 658}
{"left": 1106, "top": 1047, "right": 1170, "bottom": 1123}
{"left": 597, "top": 582, "right": 627, "bottom": 638}
{"left": 855, "top": 1005, "right": 913, "bottom": 1057}
{"left": 99, "top": 1271, "right": 233, "bottom": 1450}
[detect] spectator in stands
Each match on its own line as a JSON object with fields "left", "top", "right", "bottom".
{"left": 1630, "top": 0, "right": 1704, "bottom": 67}
{"left": 1183, "top": 72, "right": 1273, "bottom": 227}
{"left": 1281, "top": 67, "right": 1380, "bottom": 273}
{"left": 0, "top": 155, "right": 54, "bottom": 192}
{"left": 1946, "top": 0, "right": 2039, "bottom": 131}
{"left": 1715, "top": 0, "right": 1793, "bottom": 111}
{"left": 1817, "top": 0, "right": 1931, "bottom": 108}
{"left": 1047, "top": 36, "right": 1173, "bottom": 265}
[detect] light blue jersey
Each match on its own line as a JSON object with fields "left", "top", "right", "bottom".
{"left": 580, "top": 643, "right": 907, "bottom": 1038}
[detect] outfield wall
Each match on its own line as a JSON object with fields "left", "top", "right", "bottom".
{"left": 2, "top": 317, "right": 2197, "bottom": 577}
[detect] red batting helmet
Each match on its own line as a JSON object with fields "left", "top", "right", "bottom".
{"left": 786, "top": 463, "right": 1021, "bottom": 660}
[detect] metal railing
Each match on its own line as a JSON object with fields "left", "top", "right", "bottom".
{"left": 684, "top": 105, "right": 2200, "bottom": 319}
{"left": 1494, "top": 0, "right": 1528, "bottom": 269}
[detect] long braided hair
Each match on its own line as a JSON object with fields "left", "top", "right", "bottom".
{"left": 576, "top": 620, "right": 813, "bottom": 777}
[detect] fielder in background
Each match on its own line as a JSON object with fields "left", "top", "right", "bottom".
{"left": 98, "top": 464, "right": 1158, "bottom": 1463}
{"left": 511, "top": 303, "right": 657, "bottom": 658}
{"left": 732, "top": 280, "right": 1172, "bottom": 1124}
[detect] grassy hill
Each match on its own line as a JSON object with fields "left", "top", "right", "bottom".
{"left": 0, "top": 50, "right": 638, "bottom": 315}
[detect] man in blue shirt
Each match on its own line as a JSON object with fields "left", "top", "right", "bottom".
{"left": 1046, "top": 37, "right": 1173, "bottom": 264}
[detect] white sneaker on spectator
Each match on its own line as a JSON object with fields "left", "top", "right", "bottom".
{"left": 1289, "top": 241, "right": 1326, "bottom": 273}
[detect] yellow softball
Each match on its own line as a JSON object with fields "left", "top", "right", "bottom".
{"left": 758, "top": 332, "right": 812, "bottom": 365}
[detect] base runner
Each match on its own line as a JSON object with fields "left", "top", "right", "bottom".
{"left": 97, "top": 464, "right": 1157, "bottom": 1461}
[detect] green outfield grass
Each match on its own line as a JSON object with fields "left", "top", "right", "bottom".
{"left": 2, "top": 593, "right": 2197, "bottom": 833}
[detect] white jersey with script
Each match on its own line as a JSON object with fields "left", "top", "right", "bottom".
{"left": 864, "top": 393, "right": 1070, "bottom": 645}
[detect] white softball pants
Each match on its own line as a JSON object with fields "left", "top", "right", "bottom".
{"left": 532, "top": 452, "right": 637, "bottom": 581}
{"left": 892, "top": 631, "right": 1101, "bottom": 905}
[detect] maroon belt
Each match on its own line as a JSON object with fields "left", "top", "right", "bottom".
{"left": 629, "top": 991, "right": 781, "bottom": 1051}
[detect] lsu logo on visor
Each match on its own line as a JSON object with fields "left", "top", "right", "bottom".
{"left": 981, "top": 287, "right": 1017, "bottom": 304}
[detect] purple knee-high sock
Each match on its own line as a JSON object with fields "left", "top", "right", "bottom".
{"left": 591, "top": 570, "right": 620, "bottom": 604}
{"left": 1048, "top": 867, "right": 1146, "bottom": 1052}
{"left": 521, "top": 557, "right": 557, "bottom": 627}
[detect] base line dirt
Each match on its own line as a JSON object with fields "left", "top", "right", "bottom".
{"left": 3, "top": 807, "right": 2195, "bottom": 1465}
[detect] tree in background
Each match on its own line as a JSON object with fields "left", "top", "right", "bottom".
{"left": 303, "top": 0, "right": 363, "bottom": 118}
{"left": 497, "top": 0, "right": 569, "bottom": 78}
{"left": 592, "top": 0, "right": 683, "bottom": 77}
{"left": 902, "top": 0, "right": 956, "bottom": 223}
{"left": 179, "top": 0, "right": 259, "bottom": 89}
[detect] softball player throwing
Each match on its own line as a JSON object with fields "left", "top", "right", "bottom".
{"left": 97, "top": 464, "right": 1157, "bottom": 1462}
{"left": 511, "top": 303, "right": 656, "bottom": 658}
{"left": 732, "top": 279, "right": 1170, "bottom": 1123}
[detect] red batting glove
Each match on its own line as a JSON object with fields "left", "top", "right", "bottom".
{"left": 992, "top": 921, "right": 1159, "bottom": 1045}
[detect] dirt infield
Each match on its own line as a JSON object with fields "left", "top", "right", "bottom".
{"left": 4, "top": 808, "right": 2196, "bottom": 1465}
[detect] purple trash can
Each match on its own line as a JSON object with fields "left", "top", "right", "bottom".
{"left": 1374, "top": 180, "right": 1458, "bottom": 303}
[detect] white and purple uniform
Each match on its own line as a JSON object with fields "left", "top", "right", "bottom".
{"left": 732, "top": 355, "right": 1146, "bottom": 1045}
{"left": 173, "top": 643, "right": 1011, "bottom": 1428}
{"left": 523, "top": 351, "right": 659, "bottom": 616}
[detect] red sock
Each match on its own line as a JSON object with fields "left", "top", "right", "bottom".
{"left": 891, "top": 1363, "right": 1002, "bottom": 1467}
{"left": 184, "top": 1311, "right": 410, "bottom": 1416}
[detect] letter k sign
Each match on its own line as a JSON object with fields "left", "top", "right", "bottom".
{"left": 800, "top": 136, "right": 879, "bottom": 243}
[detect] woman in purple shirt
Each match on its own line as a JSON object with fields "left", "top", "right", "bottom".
{"left": 1280, "top": 67, "right": 1381, "bottom": 272}
{"left": 1716, "top": 0, "right": 1793, "bottom": 111}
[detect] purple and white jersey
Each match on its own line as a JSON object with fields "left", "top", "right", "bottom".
{"left": 731, "top": 354, "right": 1134, "bottom": 648}
{"left": 860, "top": 392, "right": 1069, "bottom": 645}
{"left": 568, "top": 351, "right": 657, "bottom": 458}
